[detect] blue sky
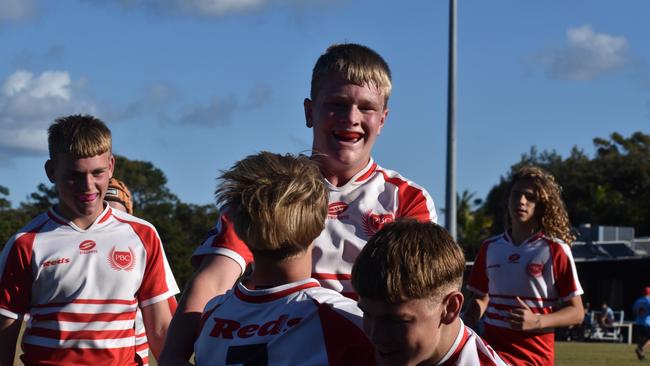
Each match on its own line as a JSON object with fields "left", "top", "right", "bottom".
{"left": 1, "top": 0, "right": 649, "bottom": 223}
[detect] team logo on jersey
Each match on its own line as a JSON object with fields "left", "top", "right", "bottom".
{"left": 527, "top": 262, "right": 544, "bottom": 277}
{"left": 327, "top": 202, "right": 349, "bottom": 218}
{"left": 42, "top": 258, "right": 71, "bottom": 268}
{"left": 79, "top": 240, "right": 98, "bottom": 254}
{"left": 508, "top": 253, "right": 521, "bottom": 263}
{"left": 208, "top": 314, "right": 303, "bottom": 339}
{"left": 362, "top": 211, "right": 395, "bottom": 237}
{"left": 108, "top": 246, "right": 136, "bottom": 271}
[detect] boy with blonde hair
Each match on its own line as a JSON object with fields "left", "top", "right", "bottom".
{"left": 193, "top": 152, "right": 374, "bottom": 366}
{"left": 162, "top": 42, "right": 437, "bottom": 365}
{"left": 0, "top": 115, "right": 179, "bottom": 366}
{"left": 352, "top": 220, "right": 507, "bottom": 366}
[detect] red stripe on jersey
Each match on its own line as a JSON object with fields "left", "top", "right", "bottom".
{"left": 210, "top": 214, "right": 254, "bottom": 263}
{"left": 489, "top": 302, "right": 553, "bottom": 314}
{"left": 548, "top": 239, "right": 579, "bottom": 298}
{"left": 488, "top": 293, "right": 558, "bottom": 302}
{"left": 0, "top": 222, "right": 46, "bottom": 314}
{"left": 235, "top": 282, "right": 320, "bottom": 303}
{"left": 354, "top": 163, "right": 377, "bottom": 182}
{"left": 98, "top": 209, "right": 112, "bottom": 224}
{"left": 467, "top": 238, "right": 500, "bottom": 295}
{"left": 476, "top": 341, "right": 499, "bottom": 366}
{"left": 21, "top": 343, "right": 140, "bottom": 366}
{"left": 377, "top": 169, "right": 432, "bottom": 221}
{"left": 32, "top": 298, "right": 138, "bottom": 308}
{"left": 316, "top": 300, "right": 376, "bottom": 365}
{"left": 311, "top": 273, "right": 352, "bottom": 280}
{"left": 484, "top": 323, "right": 554, "bottom": 365}
{"left": 31, "top": 311, "right": 135, "bottom": 322}
{"left": 27, "top": 326, "right": 134, "bottom": 341}
{"left": 113, "top": 217, "right": 170, "bottom": 302}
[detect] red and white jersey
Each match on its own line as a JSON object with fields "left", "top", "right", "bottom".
{"left": 437, "top": 320, "right": 508, "bottom": 366}
{"left": 192, "top": 159, "right": 437, "bottom": 297}
{"left": 0, "top": 205, "right": 179, "bottom": 366}
{"left": 467, "top": 231, "right": 583, "bottom": 366}
{"left": 193, "top": 278, "right": 375, "bottom": 366}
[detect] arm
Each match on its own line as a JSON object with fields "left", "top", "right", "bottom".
{"left": 464, "top": 292, "right": 489, "bottom": 330}
{"left": 158, "top": 255, "right": 242, "bottom": 366}
{"left": 509, "top": 295, "right": 584, "bottom": 331}
{"left": 141, "top": 299, "right": 173, "bottom": 360}
{"left": 0, "top": 315, "right": 21, "bottom": 366}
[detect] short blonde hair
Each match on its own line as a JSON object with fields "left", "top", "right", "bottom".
{"left": 506, "top": 165, "right": 576, "bottom": 245}
{"left": 216, "top": 152, "right": 327, "bottom": 260}
{"left": 352, "top": 220, "right": 465, "bottom": 303}
{"left": 310, "top": 43, "right": 392, "bottom": 106}
{"left": 48, "top": 114, "right": 112, "bottom": 160}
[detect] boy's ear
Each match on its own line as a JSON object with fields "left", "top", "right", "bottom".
{"left": 441, "top": 291, "right": 464, "bottom": 325}
{"left": 44, "top": 160, "right": 55, "bottom": 183}
{"left": 304, "top": 98, "right": 313, "bottom": 128}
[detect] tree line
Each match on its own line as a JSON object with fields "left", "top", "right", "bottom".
{"left": 2, "top": 131, "right": 649, "bottom": 287}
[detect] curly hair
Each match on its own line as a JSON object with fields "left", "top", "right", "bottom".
{"left": 505, "top": 166, "right": 575, "bottom": 245}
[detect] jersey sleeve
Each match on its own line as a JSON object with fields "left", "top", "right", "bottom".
{"left": 130, "top": 222, "right": 180, "bottom": 307}
{"left": 191, "top": 212, "right": 254, "bottom": 275}
{"left": 395, "top": 181, "right": 438, "bottom": 224}
{"left": 467, "top": 242, "right": 490, "bottom": 296}
{"left": 0, "top": 230, "right": 38, "bottom": 319}
{"left": 549, "top": 241, "right": 584, "bottom": 301}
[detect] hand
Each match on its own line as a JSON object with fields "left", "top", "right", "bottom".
{"left": 508, "top": 296, "right": 542, "bottom": 331}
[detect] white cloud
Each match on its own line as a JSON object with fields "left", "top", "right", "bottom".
{"left": 87, "top": 0, "right": 327, "bottom": 18}
{"left": 536, "top": 25, "right": 629, "bottom": 81}
{"left": 0, "top": 70, "right": 98, "bottom": 158}
{"left": 181, "top": 0, "right": 266, "bottom": 16}
{"left": 0, "top": 0, "right": 34, "bottom": 22}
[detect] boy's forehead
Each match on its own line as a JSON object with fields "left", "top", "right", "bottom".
{"left": 52, "top": 151, "right": 112, "bottom": 168}
{"left": 315, "top": 73, "right": 384, "bottom": 100}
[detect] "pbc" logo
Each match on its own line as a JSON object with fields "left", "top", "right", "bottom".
{"left": 361, "top": 212, "right": 395, "bottom": 237}
{"left": 108, "top": 246, "right": 136, "bottom": 271}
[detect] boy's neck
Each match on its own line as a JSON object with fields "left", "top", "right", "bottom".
{"left": 316, "top": 158, "right": 370, "bottom": 187}
{"left": 510, "top": 221, "right": 540, "bottom": 245}
{"left": 55, "top": 202, "right": 106, "bottom": 230}
{"left": 430, "top": 318, "right": 462, "bottom": 365}
{"left": 246, "top": 251, "right": 313, "bottom": 289}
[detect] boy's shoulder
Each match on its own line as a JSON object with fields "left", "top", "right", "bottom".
{"left": 2, "top": 210, "right": 53, "bottom": 249}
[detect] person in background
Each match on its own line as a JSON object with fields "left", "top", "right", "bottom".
{"left": 105, "top": 177, "right": 178, "bottom": 366}
{"left": 464, "top": 166, "right": 584, "bottom": 366}
{"left": 598, "top": 303, "right": 615, "bottom": 329}
{"left": 633, "top": 287, "right": 650, "bottom": 360}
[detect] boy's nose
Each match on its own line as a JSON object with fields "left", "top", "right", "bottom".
{"left": 341, "top": 105, "right": 361, "bottom": 125}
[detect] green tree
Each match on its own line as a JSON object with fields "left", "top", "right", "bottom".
{"left": 480, "top": 131, "right": 650, "bottom": 238}
{"left": 456, "top": 190, "right": 493, "bottom": 260}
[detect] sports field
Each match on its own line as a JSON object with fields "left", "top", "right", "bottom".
{"left": 12, "top": 340, "right": 643, "bottom": 365}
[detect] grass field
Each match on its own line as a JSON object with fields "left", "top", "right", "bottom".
{"left": 13, "top": 339, "right": 643, "bottom": 365}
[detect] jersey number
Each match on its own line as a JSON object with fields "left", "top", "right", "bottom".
{"left": 226, "top": 344, "right": 268, "bottom": 366}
